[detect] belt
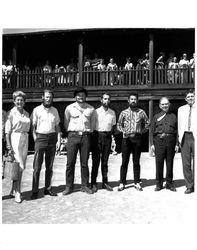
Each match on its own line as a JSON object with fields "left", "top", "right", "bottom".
{"left": 97, "top": 131, "right": 112, "bottom": 134}
{"left": 157, "top": 133, "right": 174, "bottom": 138}
{"left": 69, "top": 131, "right": 90, "bottom": 136}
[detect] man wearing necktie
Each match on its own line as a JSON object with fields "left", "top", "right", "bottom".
{"left": 151, "top": 97, "right": 179, "bottom": 192}
{"left": 178, "top": 89, "right": 195, "bottom": 194}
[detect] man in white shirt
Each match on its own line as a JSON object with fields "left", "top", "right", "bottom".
{"left": 91, "top": 93, "right": 116, "bottom": 192}
{"left": 31, "top": 89, "right": 61, "bottom": 199}
{"left": 178, "top": 89, "right": 195, "bottom": 194}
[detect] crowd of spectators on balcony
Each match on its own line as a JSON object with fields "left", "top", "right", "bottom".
{"left": 2, "top": 52, "right": 195, "bottom": 87}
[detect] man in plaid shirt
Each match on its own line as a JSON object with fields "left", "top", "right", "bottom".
{"left": 117, "top": 92, "right": 150, "bottom": 191}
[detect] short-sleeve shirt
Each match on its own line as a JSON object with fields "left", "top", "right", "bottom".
{"left": 95, "top": 106, "right": 116, "bottom": 132}
{"left": 31, "top": 104, "right": 60, "bottom": 134}
{"left": 5, "top": 107, "right": 30, "bottom": 134}
{"left": 64, "top": 102, "right": 96, "bottom": 132}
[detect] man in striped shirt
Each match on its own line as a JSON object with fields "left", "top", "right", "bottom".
{"left": 117, "top": 92, "right": 150, "bottom": 191}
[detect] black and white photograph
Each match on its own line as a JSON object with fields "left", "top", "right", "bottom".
{"left": 0, "top": 1, "right": 196, "bottom": 250}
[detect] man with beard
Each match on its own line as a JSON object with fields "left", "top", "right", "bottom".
{"left": 117, "top": 92, "right": 150, "bottom": 191}
{"left": 91, "top": 93, "right": 116, "bottom": 192}
{"left": 151, "top": 97, "right": 179, "bottom": 192}
{"left": 31, "top": 89, "right": 61, "bottom": 199}
{"left": 178, "top": 89, "right": 195, "bottom": 194}
{"left": 62, "top": 87, "right": 96, "bottom": 195}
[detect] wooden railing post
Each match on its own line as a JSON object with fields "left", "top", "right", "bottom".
{"left": 78, "top": 39, "right": 83, "bottom": 86}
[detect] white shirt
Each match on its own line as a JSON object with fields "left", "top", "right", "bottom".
{"left": 64, "top": 102, "right": 96, "bottom": 132}
{"left": 5, "top": 107, "right": 30, "bottom": 134}
{"left": 31, "top": 104, "right": 60, "bottom": 134}
{"left": 95, "top": 106, "right": 116, "bottom": 132}
{"left": 178, "top": 103, "right": 196, "bottom": 143}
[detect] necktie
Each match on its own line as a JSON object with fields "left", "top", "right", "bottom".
{"left": 188, "top": 105, "right": 192, "bottom": 131}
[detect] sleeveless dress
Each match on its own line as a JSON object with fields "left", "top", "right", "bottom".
{"left": 5, "top": 107, "right": 31, "bottom": 169}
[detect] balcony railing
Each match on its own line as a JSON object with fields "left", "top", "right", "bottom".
{"left": 2, "top": 67, "right": 195, "bottom": 90}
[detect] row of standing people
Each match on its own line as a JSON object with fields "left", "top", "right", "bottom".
{"left": 2, "top": 87, "right": 195, "bottom": 203}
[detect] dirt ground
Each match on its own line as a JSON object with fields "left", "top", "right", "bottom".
{"left": 1, "top": 152, "right": 196, "bottom": 224}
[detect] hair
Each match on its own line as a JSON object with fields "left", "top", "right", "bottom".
{"left": 128, "top": 92, "right": 138, "bottom": 100}
{"left": 101, "top": 92, "right": 111, "bottom": 99}
{"left": 42, "top": 89, "right": 54, "bottom": 98}
{"left": 185, "top": 88, "right": 195, "bottom": 97}
{"left": 74, "top": 87, "right": 88, "bottom": 97}
{"left": 159, "top": 97, "right": 170, "bottom": 104}
{"left": 13, "top": 90, "right": 26, "bottom": 101}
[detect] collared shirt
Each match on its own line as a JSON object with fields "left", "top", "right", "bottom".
{"left": 64, "top": 102, "right": 96, "bottom": 132}
{"left": 31, "top": 104, "right": 60, "bottom": 134}
{"left": 178, "top": 103, "right": 196, "bottom": 143}
{"left": 117, "top": 107, "right": 150, "bottom": 138}
{"left": 95, "top": 106, "right": 116, "bottom": 132}
{"left": 5, "top": 107, "right": 30, "bottom": 134}
{"left": 151, "top": 111, "right": 177, "bottom": 144}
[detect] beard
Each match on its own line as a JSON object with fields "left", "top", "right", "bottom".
{"left": 42, "top": 99, "right": 52, "bottom": 108}
{"left": 129, "top": 103, "right": 137, "bottom": 109}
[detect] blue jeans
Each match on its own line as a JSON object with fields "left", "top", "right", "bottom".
{"left": 66, "top": 132, "right": 91, "bottom": 189}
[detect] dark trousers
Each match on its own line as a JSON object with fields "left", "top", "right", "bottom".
{"left": 181, "top": 132, "right": 194, "bottom": 189}
{"left": 120, "top": 135, "right": 142, "bottom": 184}
{"left": 154, "top": 135, "right": 176, "bottom": 187}
{"left": 91, "top": 131, "right": 112, "bottom": 185}
{"left": 66, "top": 133, "right": 91, "bottom": 189}
{"left": 32, "top": 133, "right": 57, "bottom": 193}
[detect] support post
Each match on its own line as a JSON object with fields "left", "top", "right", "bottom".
{"left": 78, "top": 40, "right": 83, "bottom": 86}
{"left": 149, "top": 34, "right": 154, "bottom": 87}
{"left": 149, "top": 98, "right": 153, "bottom": 155}
{"left": 148, "top": 33, "right": 154, "bottom": 155}
{"left": 12, "top": 44, "right": 17, "bottom": 89}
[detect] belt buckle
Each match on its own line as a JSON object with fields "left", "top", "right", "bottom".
{"left": 160, "top": 133, "right": 165, "bottom": 138}
{"left": 78, "top": 132, "right": 83, "bottom": 135}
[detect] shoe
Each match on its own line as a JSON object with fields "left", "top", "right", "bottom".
{"left": 134, "top": 182, "right": 143, "bottom": 191}
{"left": 91, "top": 184, "right": 98, "bottom": 193}
{"left": 14, "top": 192, "right": 21, "bottom": 203}
{"left": 184, "top": 187, "right": 194, "bottom": 194}
{"left": 9, "top": 190, "right": 16, "bottom": 198}
{"left": 44, "top": 189, "right": 58, "bottom": 196}
{"left": 117, "top": 184, "right": 125, "bottom": 192}
{"left": 154, "top": 186, "right": 163, "bottom": 191}
{"left": 80, "top": 186, "right": 93, "bottom": 194}
{"left": 102, "top": 183, "right": 113, "bottom": 191}
{"left": 165, "top": 184, "right": 177, "bottom": 192}
{"left": 62, "top": 187, "right": 73, "bottom": 196}
{"left": 31, "top": 192, "right": 38, "bottom": 200}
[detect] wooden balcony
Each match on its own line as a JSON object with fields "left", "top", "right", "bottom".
{"left": 2, "top": 67, "right": 195, "bottom": 102}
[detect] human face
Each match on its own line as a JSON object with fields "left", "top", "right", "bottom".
{"left": 128, "top": 95, "right": 137, "bottom": 108}
{"left": 75, "top": 92, "right": 86, "bottom": 103}
{"left": 185, "top": 92, "right": 195, "bottom": 106}
{"left": 101, "top": 94, "right": 110, "bottom": 108}
{"left": 159, "top": 98, "right": 170, "bottom": 113}
{"left": 42, "top": 92, "right": 53, "bottom": 108}
{"left": 14, "top": 96, "right": 25, "bottom": 110}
